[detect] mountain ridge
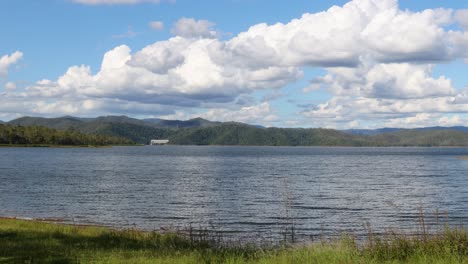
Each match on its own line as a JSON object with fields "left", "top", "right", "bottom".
{"left": 8, "top": 115, "right": 468, "bottom": 133}
{"left": 6, "top": 116, "right": 468, "bottom": 146}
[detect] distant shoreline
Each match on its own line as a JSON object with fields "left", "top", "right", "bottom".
{"left": 167, "top": 144, "right": 468, "bottom": 148}
{"left": 1, "top": 144, "right": 468, "bottom": 148}
{"left": 0, "top": 144, "right": 143, "bottom": 148}
{"left": 0, "top": 144, "right": 115, "bottom": 148}
{"left": 4, "top": 116, "right": 468, "bottom": 147}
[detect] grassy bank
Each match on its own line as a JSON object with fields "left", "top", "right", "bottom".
{"left": 0, "top": 218, "right": 466, "bottom": 263}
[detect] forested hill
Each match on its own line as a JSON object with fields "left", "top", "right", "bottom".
{"left": 6, "top": 116, "right": 468, "bottom": 146}
{"left": 367, "top": 129, "right": 468, "bottom": 147}
{"left": 0, "top": 124, "right": 134, "bottom": 146}
{"left": 168, "top": 123, "right": 468, "bottom": 147}
{"left": 7, "top": 116, "right": 222, "bottom": 144}
{"left": 169, "top": 123, "right": 368, "bottom": 146}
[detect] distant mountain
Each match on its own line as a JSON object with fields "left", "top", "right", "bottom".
{"left": 7, "top": 116, "right": 221, "bottom": 144}
{"left": 0, "top": 123, "right": 133, "bottom": 146}
{"left": 169, "top": 123, "right": 368, "bottom": 146}
{"left": 6, "top": 116, "right": 468, "bottom": 146}
{"left": 9, "top": 116, "right": 221, "bottom": 130}
{"left": 344, "top": 126, "right": 468, "bottom": 135}
{"left": 8, "top": 116, "right": 173, "bottom": 144}
{"left": 414, "top": 126, "right": 468, "bottom": 132}
{"left": 168, "top": 124, "right": 468, "bottom": 146}
{"left": 91, "top": 115, "right": 148, "bottom": 125}
{"left": 343, "top": 128, "right": 403, "bottom": 135}
{"left": 9, "top": 116, "right": 83, "bottom": 130}
{"left": 367, "top": 129, "right": 468, "bottom": 147}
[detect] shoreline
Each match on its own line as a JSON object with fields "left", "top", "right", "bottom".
{"left": 0, "top": 144, "right": 142, "bottom": 148}
{"left": 164, "top": 144, "right": 468, "bottom": 148}
{"left": 1, "top": 214, "right": 465, "bottom": 241}
{"left": 0, "top": 217, "right": 465, "bottom": 263}
{"left": 3, "top": 144, "right": 467, "bottom": 148}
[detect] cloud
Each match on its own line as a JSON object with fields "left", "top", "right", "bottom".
{"left": 384, "top": 114, "right": 466, "bottom": 128}
{"left": 149, "top": 21, "right": 164, "bottom": 30}
{"left": 72, "top": 0, "right": 163, "bottom": 5}
{"left": 261, "top": 91, "right": 285, "bottom": 102}
{"left": 455, "top": 10, "right": 468, "bottom": 30}
{"left": 303, "top": 75, "right": 334, "bottom": 93}
{"left": 0, "top": 51, "right": 23, "bottom": 77}
{"left": 171, "top": 18, "right": 217, "bottom": 39}
{"left": 453, "top": 89, "right": 468, "bottom": 104}
{"left": 4, "top": 82, "right": 16, "bottom": 91}
{"left": 301, "top": 94, "right": 468, "bottom": 127}
{"left": 160, "top": 102, "right": 279, "bottom": 126}
{"left": 0, "top": 91, "right": 175, "bottom": 118}
{"left": 3, "top": 0, "right": 468, "bottom": 127}
{"left": 361, "top": 8, "right": 455, "bottom": 63}
{"left": 199, "top": 102, "right": 279, "bottom": 125}
{"left": 225, "top": 0, "right": 463, "bottom": 69}
{"left": 449, "top": 31, "right": 468, "bottom": 61}
{"left": 25, "top": 39, "right": 301, "bottom": 109}
{"left": 127, "top": 38, "right": 186, "bottom": 74}
{"left": 311, "top": 62, "right": 455, "bottom": 99}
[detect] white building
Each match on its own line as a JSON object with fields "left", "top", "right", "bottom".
{"left": 150, "top": 139, "right": 169, "bottom": 145}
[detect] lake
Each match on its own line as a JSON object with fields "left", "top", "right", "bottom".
{"left": 0, "top": 146, "right": 467, "bottom": 241}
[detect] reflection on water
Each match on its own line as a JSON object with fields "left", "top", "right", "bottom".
{"left": 0, "top": 146, "right": 467, "bottom": 240}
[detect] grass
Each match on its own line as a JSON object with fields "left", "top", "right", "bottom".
{"left": 0, "top": 218, "right": 466, "bottom": 264}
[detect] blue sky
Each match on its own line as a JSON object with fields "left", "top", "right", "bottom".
{"left": 1, "top": 0, "right": 467, "bottom": 128}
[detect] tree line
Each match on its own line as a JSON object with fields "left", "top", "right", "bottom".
{"left": 0, "top": 124, "right": 134, "bottom": 146}
{"left": 167, "top": 123, "right": 468, "bottom": 147}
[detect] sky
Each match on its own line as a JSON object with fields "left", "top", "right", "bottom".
{"left": 0, "top": 0, "right": 467, "bottom": 128}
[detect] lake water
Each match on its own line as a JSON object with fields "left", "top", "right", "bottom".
{"left": 0, "top": 146, "right": 467, "bottom": 241}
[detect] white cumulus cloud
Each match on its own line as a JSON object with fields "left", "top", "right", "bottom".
{"left": 455, "top": 9, "right": 468, "bottom": 30}
{"left": 225, "top": 0, "right": 461, "bottom": 69}
{"left": 2, "top": 0, "right": 468, "bottom": 127}
{"left": 24, "top": 39, "right": 302, "bottom": 110}
{"left": 311, "top": 62, "right": 455, "bottom": 99}
{"left": 200, "top": 102, "right": 279, "bottom": 125}
{"left": 171, "top": 18, "right": 217, "bottom": 39}
{"left": 384, "top": 114, "right": 466, "bottom": 128}
{"left": 4, "top": 82, "right": 17, "bottom": 91}
{"left": 0, "top": 51, "right": 23, "bottom": 77}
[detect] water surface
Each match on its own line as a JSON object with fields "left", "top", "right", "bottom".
{"left": 0, "top": 146, "right": 467, "bottom": 241}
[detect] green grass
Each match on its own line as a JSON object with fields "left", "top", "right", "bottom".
{"left": 0, "top": 218, "right": 466, "bottom": 264}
